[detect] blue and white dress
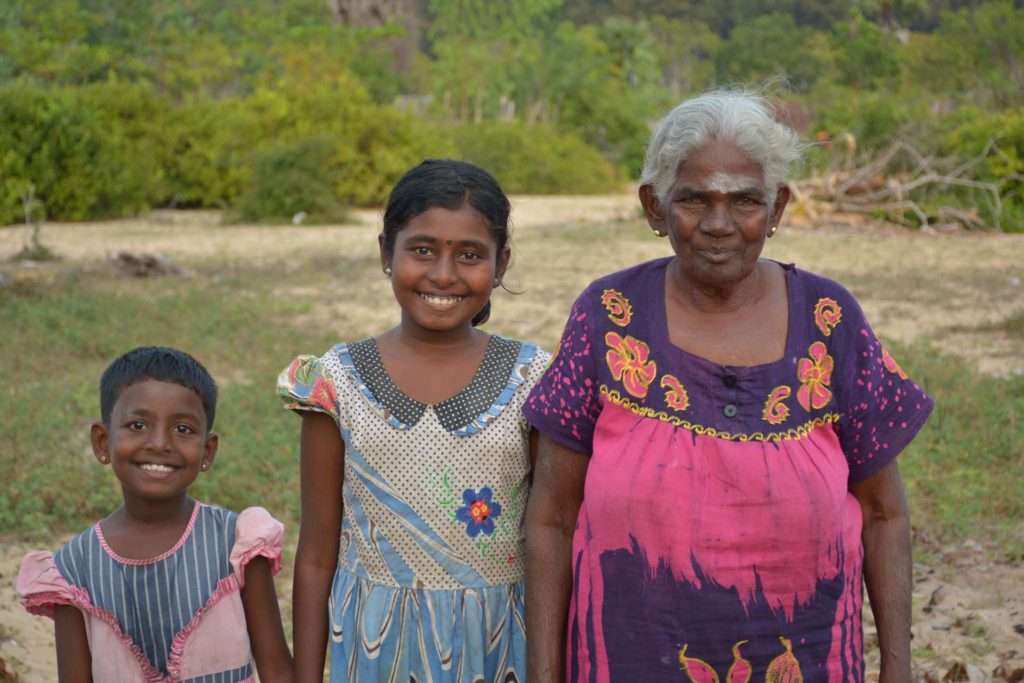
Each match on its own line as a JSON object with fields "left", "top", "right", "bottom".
{"left": 279, "top": 335, "right": 549, "bottom": 683}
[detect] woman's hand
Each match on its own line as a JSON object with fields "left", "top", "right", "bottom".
{"left": 293, "top": 412, "right": 345, "bottom": 683}
{"left": 850, "top": 460, "right": 912, "bottom": 683}
{"left": 525, "top": 431, "right": 589, "bottom": 683}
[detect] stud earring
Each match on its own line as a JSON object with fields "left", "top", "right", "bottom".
{"left": 493, "top": 277, "right": 501, "bottom": 287}
{"left": 767, "top": 225, "right": 778, "bottom": 238}
{"left": 99, "top": 456, "right": 109, "bottom": 464}
{"left": 651, "top": 226, "right": 667, "bottom": 237}
{"left": 201, "top": 462, "right": 208, "bottom": 471}
{"left": 383, "top": 266, "right": 392, "bottom": 276}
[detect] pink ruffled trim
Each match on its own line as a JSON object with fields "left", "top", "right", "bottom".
{"left": 229, "top": 506, "right": 285, "bottom": 588}
{"left": 165, "top": 572, "right": 242, "bottom": 680}
{"left": 94, "top": 500, "right": 201, "bottom": 566}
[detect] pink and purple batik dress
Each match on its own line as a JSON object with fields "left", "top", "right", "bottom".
{"left": 523, "top": 257, "right": 933, "bottom": 683}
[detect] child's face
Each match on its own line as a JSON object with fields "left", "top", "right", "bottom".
{"left": 91, "top": 379, "right": 218, "bottom": 504}
{"left": 384, "top": 204, "right": 508, "bottom": 334}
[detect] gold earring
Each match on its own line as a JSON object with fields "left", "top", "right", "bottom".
{"left": 767, "top": 225, "right": 778, "bottom": 238}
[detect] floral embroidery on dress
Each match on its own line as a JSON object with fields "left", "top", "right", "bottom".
{"left": 660, "top": 374, "right": 690, "bottom": 412}
{"left": 881, "top": 346, "right": 909, "bottom": 379}
{"left": 813, "top": 297, "right": 842, "bottom": 337}
{"left": 605, "top": 331, "right": 657, "bottom": 399}
{"left": 455, "top": 488, "right": 502, "bottom": 538}
{"left": 797, "top": 341, "right": 834, "bottom": 411}
{"left": 601, "top": 288, "right": 633, "bottom": 327}
{"left": 761, "top": 385, "right": 792, "bottom": 425}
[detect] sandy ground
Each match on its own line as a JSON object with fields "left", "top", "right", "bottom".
{"left": 1, "top": 195, "right": 1023, "bottom": 680}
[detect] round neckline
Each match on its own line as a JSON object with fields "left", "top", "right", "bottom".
{"left": 656, "top": 258, "right": 797, "bottom": 374}
{"left": 94, "top": 500, "right": 201, "bottom": 566}
{"left": 370, "top": 334, "right": 499, "bottom": 409}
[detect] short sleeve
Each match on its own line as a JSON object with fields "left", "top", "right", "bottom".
{"left": 17, "top": 551, "right": 85, "bottom": 618}
{"left": 230, "top": 507, "right": 285, "bottom": 586}
{"left": 523, "top": 294, "right": 602, "bottom": 453}
{"left": 835, "top": 298, "right": 934, "bottom": 482}
{"left": 277, "top": 354, "right": 339, "bottom": 419}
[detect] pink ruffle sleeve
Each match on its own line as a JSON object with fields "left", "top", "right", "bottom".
{"left": 229, "top": 506, "right": 284, "bottom": 587}
{"left": 16, "top": 550, "right": 89, "bottom": 618}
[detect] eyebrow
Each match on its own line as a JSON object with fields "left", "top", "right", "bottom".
{"left": 674, "top": 185, "right": 766, "bottom": 198}
{"left": 402, "top": 234, "right": 492, "bottom": 250}
{"left": 122, "top": 408, "right": 202, "bottom": 421}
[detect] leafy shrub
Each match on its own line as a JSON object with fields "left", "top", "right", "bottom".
{"left": 0, "top": 81, "right": 158, "bottom": 224}
{"left": 230, "top": 136, "right": 347, "bottom": 224}
{"left": 451, "top": 121, "right": 624, "bottom": 194}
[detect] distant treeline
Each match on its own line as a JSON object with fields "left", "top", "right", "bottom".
{"left": 0, "top": 0, "right": 1021, "bottom": 228}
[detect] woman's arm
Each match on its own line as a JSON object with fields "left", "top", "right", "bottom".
{"left": 242, "top": 556, "right": 293, "bottom": 681}
{"left": 525, "top": 432, "right": 589, "bottom": 683}
{"left": 850, "top": 460, "right": 912, "bottom": 683}
{"left": 293, "top": 412, "right": 345, "bottom": 683}
{"left": 54, "top": 605, "right": 92, "bottom": 683}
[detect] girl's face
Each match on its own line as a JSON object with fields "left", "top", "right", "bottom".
{"left": 383, "top": 204, "right": 508, "bottom": 336}
{"left": 91, "top": 379, "right": 218, "bottom": 505}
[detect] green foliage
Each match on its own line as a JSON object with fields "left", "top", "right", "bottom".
{"left": 831, "top": 10, "right": 902, "bottom": 89}
{"left": 716, "top": 13, "right": 831, "bottom": 93}
{"left": 230, "top": 137, "right": 347, "bottom": 224}
{"left": 451, "top": 121, "right": 624, "bottom": 194}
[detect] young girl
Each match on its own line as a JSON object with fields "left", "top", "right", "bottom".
{"left": 17, "top": 346, "right": 293, "bottom": 682}
{"left": 278, "top": 159, "right": 549, "bottom": 682}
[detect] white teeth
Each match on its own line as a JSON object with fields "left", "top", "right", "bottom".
{"left": 140, "top": 463, "right": 175, "bottom": 473}
{"left": 419, "top": 294, "right": 463, "bottom": 305}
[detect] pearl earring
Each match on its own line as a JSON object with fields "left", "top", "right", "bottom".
{"left": 383, "top": 266, "right": 392, "bottom": 276}
{"left": 651, "top": 226, "right": 667, "bottom": 237}
{"left": 767, "top": 225, "right": 778, "bottom": 238}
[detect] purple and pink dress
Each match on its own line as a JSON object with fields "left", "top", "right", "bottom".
{"left": 16, "top": 502, "right": 283, "bottom": 683}
{"left": 523, "top": 258, "right": 933, "bottom": 683}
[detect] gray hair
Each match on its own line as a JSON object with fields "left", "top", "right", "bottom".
{"left": 640, "top": 89, "right": 802, "bottom": 203}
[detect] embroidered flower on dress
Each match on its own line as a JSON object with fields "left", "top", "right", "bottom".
{"left": 600, "top": 288, "right": 633, "bottom": 327}
{"left": 456, "top": 488, "right": 502, "bottom": 537}
{"left": 797, "top": 341, "right": 834, "bottom": 411}
{"left": 605, "top": 331, "right": 657, "bottom": 399}
{"left": 813, "top": 297, "right": 842, "bottom": 337}
{"left": 761, "top": 385, "right": 792, "bottom": 424}
{"left": 881, "top": 346, "right": 909, "bottom": 379}
{"left": 659, "top": 374, "right": 690, "bottom": 411}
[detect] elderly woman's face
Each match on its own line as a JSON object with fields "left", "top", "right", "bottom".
{"left": 642, "top": 138, "right": 789, "bottom": 289}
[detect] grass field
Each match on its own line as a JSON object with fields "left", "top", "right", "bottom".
{"left": 1, "top": 199, "right": 1022, "bottom": 678}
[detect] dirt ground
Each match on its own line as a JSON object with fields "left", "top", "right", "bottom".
{"left": 1, "top": 194, "right": 1022, "bottom": 681}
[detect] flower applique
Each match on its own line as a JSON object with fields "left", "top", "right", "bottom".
{"left": 456, "top": 487, "right": 502, "bottom": 537}
{"left": 605, "top": 331, "right": 657, "bottom": 399}
{"left": 660, "top": 374, "right": 690, "bottom": 412}
{"left": 813, "top": 297, "right": 842, "bottom": 337}
{"left": 761, "top": 385, "right": 792, "bottom": 425}
{"left": 601, "top": 288, "right": 633, "bottom": 327}
{"left": 797, "top": 341, "right": 834, "bottom": 411}
{"left": 881, "top": 346, "right": 909, "bottom": 379}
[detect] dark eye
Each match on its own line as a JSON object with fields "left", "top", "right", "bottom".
{"left": 675, "top": 196, "right": 705, "bottom": 208}
{"left": 459, "top": 250, "right": 482, "bottom": 261}
{"left": 412, "top": 246, "right": 432, "bottom": 257}
{"left": 127, "top": 420, "right": 146, "bottom": 431}
{"left": 734, "top": 195, "right": 762, "bottom": 207}
{"left": 175, "top": 424, "right": 196, "bottom": 435}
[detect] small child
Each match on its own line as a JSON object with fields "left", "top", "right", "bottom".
{"left": 279, "top": 159, "right": 550, "bottom": 682}
{"left": 17, "top": 346, "right": 293, "bottom": 682}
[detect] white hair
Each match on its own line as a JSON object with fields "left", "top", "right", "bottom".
{"left": 640, "top": 89, "right": 802, "bottom": 203}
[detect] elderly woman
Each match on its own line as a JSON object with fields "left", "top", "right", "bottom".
{"left": 523, "top": 90, "right": 932, "bottom": 683}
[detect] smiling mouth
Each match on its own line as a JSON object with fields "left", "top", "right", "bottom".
{"left": 418, "top": 293, "right": 465, "bottom": 308}
{"left": 138, "top": 463, "right": 178, "bottom": 474}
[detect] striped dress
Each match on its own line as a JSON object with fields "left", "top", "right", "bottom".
{"left": 17, "top": 503, "right": 284, "bottom": 683}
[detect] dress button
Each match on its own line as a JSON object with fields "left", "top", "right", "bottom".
{"left": 723, "top": 403, "right": 738, "bottom": 418}
{"left": 722, "top": 374, "right": 738, "bottom": 388}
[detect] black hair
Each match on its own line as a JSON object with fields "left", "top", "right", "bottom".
{"left": 381, "top": 159, "right": 511, "bottom": 326}
{"left": 100, "top": 346, "right": 218, "bottom": 430}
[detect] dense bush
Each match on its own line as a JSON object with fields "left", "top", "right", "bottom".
{"left": 230, "top": 136, "right": 347, "bottom": 224}
{"left": 452, "top": 121, "right": 623, "bottom": 195}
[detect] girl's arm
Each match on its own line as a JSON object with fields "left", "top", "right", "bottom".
{"left": 525, "top": 432, "right": 588, "bottom": 683}
{"left": 54, "top": 605, "right": 92, "bottom": 683}
{"left": 241, "top": 556, "right": 293, "bottom": 681}
{"left": 850, "top": 460, "right": 912, "bottom": 683}
{"left": 294, "top": 412, "right": 345, "bottom": 683}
